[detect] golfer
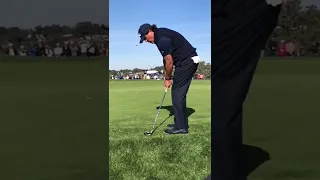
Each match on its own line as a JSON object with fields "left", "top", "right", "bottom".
{"left": 138, "top": 23, "right": 200, "bottom": 135}
{"left": 210, "top": 0, "right": 283, "bottom": 179}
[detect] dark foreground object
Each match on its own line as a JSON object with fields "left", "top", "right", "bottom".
{"left": 211, "top": 0, "right": 282, "bottom": 179}
{"left": 204, "top": 145, "right": 270, "bottom": 180}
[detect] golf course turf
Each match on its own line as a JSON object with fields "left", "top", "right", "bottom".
{"left": 1, "top": 57, "right": 320, "bottom": 180}
{"left": 110, "top": 58, "right": 320, "bottom": 180}
{"left": 109, "top": 79, "right": 211, "bottom": 180}
{"left": 0, "top": 58, "right": 108, "bottom": 180}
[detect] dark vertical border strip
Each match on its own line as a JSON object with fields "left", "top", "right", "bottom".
{"left": 106, "top": 0, "right": 110, "bottom": 178}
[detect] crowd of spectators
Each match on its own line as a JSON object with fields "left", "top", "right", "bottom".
{"left": 1, "top": 40, "right": 108, "bottom": 57}
{"left": 0, "top": 23, "right": 108, "bottom": 58}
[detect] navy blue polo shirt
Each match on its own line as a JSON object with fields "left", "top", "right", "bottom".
{"left": 154, "top": 28, "right": 197, "bottom": 67}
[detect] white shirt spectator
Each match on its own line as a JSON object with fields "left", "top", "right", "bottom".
{"left": 19, "top": 51, "right": 27, "bottom": 56}
{"left": 9, "top": 48, "right": 15, "bottom": 56}
{"left": 80, "top": 43, "right": 89, "bottom": 54}
{"left": 45, "top": 48, "right": 53, "bottom": 57}
{"left": 71, "top": 46, "right": 78, "bottom": 56}
{"left": 89, "top": 46, "right": 95, "bottom": 54}
{"left": 19, "top": 46, "right": 26, "bottom": 56}
{"left": 54, "top": 47, "right": 62, "bottom": 57}
{"left": 54, "top": 43, "right": 62, "bottom": 57}
{"left": 8, "top": 43, "right": 15, "bottom": 56}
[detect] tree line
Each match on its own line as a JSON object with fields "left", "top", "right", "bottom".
{"left": 267, "top": 0, "right": 320, "bottom": 56}
{"left": 0, "top": 22, "right": 108, "bottom": 44}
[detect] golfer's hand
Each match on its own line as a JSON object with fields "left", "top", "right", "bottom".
{"left": 164, "top": 79, "right": 173, "bottom": 89}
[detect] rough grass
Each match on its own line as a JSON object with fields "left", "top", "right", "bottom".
{"left": 109, "top": 80, "right": 211, "bottom": 180}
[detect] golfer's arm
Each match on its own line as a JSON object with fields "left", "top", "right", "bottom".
{"left": 164, "top": 54, "right": 173, "bottom": 78}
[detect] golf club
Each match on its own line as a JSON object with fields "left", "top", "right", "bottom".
{"left": 144, "top": 88, "right": 168, "bottom": 136}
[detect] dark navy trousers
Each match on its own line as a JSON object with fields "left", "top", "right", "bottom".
{"left": 211, "top": 1, "right": 282, "bottom": 180}
{"left": 171, "top": 58, "right": 198, "bottom": 130}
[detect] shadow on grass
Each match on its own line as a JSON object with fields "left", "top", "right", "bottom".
{"left": 205, "top": 144, "right": 270, "bottom": 180}
{"left": 153, "top": 105, "right": 196, "bottom": 132}
{"left": 241, "top": 144, "right": 270, "bottom": 177}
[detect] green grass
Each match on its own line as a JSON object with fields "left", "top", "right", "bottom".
{"left": 244, "top": 60, "right": 320, "bottom": 180}
{"left": 1, "top": 57, "right": 320, "bottom": 180}
{"left": 109, "top": 80, "right": 211, "bottom": 180}
{"left": 0, "top": 59, "right": 108, "bottom": 180}
{"left": 110, "top": 59, "right": 320, "bottom": 180}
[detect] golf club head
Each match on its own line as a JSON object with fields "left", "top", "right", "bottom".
{"left": 144, "top": 130, "right": 153, "bottom": 136}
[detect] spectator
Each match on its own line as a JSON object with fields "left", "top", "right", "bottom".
{"left": 62, "top": 41, "right": 71, "bottom": 57}
{"left": 87, "top": 43, "right": 96, "bottom": 57}
{"left": 19, "top": 46, "right": 27, "bottom": 56}
{"left": 38, "top": 43, "right": 46, "bottom": 56}
{"left": 53, "top": 43, "right": 63, "bottom": 57}
{"left": 69, "top": 41, "right": 78, "bottom": 56}
{"left": 100, "top": 44, "right": 106, "bottom": 56}
{"left": 8, "top": 43, "right": 16, "bottom": 56}
{"left": 28, "top": 43, "right": 37, "bottom": 56}
{"left": 45, "top": 45, "right": 53, "bottom": 57}
{"left": 76, "top": 44, "right": 81, "bottom": 56}
{"left": 95, "top": 43, "right": 100, "bottom": 56}
{"left": 79, "top": 39, "right": 90, "bottom": 56}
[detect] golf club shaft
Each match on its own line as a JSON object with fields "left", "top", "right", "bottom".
{"left": 151, "top": 88, "right": 168, "bottom": 130}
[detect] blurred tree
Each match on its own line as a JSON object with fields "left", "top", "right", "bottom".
{"left": 273, "top": 0, "right": 320, "bottom": 55}
{"left": 197, "top": 61, "right": 211, "bottom": 79}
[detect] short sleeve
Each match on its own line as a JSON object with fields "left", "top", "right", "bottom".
{"left": 156, "top": 36, "right": 172, "bottom": 57}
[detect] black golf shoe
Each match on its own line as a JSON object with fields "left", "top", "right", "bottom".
{"left": 167, "top": 123, "right": 189, "bottom": 129}
{"left": 167, "top": 123, "right": 176, "bottom": 128}
{"left": 164, "top": 128, "right": 188, "bottom": 135}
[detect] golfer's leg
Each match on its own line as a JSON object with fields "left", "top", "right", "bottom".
{"left": 172, "top": 77, "right": 192, "bottom": 130}
{"left": 171, "top": 63, "right": 197, "bottom": 130}
{"left": 212, "top": 71, "right": 254, "bottom": 180}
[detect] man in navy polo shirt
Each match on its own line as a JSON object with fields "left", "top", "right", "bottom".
{"left": 138, "top": 23, "right": 200, "bottom": 135}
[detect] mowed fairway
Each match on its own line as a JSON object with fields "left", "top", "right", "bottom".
{"left": 109, "top": 80, "right": 211, "bottom": 180}
{"left": 244, "top": 59, "right": 320, "bottom": 180}
{"left": 110, "top": 59, "right": 320, "bottom": 180}
{"left": 0, "top": 59, "right": 108, "bottom": 180}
